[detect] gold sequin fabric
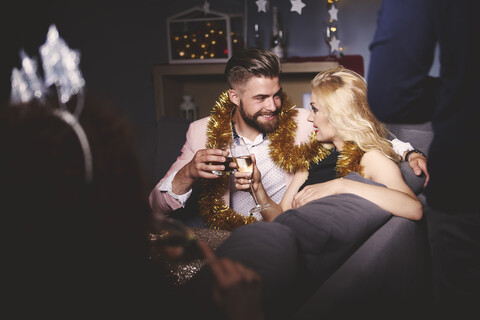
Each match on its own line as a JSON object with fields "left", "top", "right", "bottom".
{"left": 149, "top": 228, "right": 231, "bottom": 286}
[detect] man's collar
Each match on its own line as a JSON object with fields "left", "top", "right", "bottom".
{"left": 231, "top": 121, "right": 266, "bottom": 141}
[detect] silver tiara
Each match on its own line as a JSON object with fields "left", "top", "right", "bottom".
{"left": 10, "top": 24, "right": 92, "bottom": 183}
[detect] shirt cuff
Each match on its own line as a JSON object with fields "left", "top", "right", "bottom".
{"left": 158, "top": 171, "right": 192, "bottom": 207}
{"left": 391, "top": 138, "right": 413, "bottom": 158}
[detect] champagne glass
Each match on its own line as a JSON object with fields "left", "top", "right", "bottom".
{"left": 149, "top": 218, "right": 208, "bottom": 286}
{"left": 210, "top": 142, "right": 234, "bottom": 176}
{"left": 149, "top": 218, "right": 202, "bottom": 262}
{"left": 229, "top": 137, "right": 270, "bottom": 214}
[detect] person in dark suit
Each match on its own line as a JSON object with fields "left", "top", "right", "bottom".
{"left": 367, "top": 0, "right": 480, "bottom": 316}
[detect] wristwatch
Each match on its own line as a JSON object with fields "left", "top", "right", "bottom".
{"left": 405, "top": 149, "right": 426, "bottom": 162}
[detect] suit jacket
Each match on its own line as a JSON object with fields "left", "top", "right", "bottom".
{"left": 367, "top": 0, "right": 479, "bottom": 211}
{"left": 149, "top": 108, "right": 314, "bottom": 220}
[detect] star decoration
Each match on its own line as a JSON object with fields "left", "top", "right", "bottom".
{"left": 203, "top": 1, "right": 210, "bottom": 15}
{"left": 256, "top": 0, "right": 268, "bottom": 13}
{"left": 328, "top": 5, "right": 338, "bottom": 21}
{"left": 40, "top": 25, "right": 85, "bottom": 103}
{"left": 290, "top": 0, "right": 306, "bottom": 15}
{"left": 19, "top": 50, "right": 46, "bottom": 100}
{"left": 329, "top": 35, "right": 340, "bottom": 52}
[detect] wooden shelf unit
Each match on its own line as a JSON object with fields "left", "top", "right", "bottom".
{"left": 152, "top": 60, "right": 339, "bottom": 120}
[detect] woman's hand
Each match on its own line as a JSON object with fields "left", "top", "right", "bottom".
{"left": 233, "top": 154, "right": 262, "bottom": 193}
{"left": 292, "top": 179, "right": 342, "bottom": 208}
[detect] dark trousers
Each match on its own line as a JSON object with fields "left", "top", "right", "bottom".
{"left": 425, "top": 206, "right": 480, "bottom": 317}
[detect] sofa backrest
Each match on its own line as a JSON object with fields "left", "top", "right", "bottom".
{"left": 386, "top": 122, "right": 434, "bottom": 195}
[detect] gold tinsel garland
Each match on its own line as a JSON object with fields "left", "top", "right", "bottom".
{"left": 336, "top": 141, "right": 365, "bottom": 178}
{"left": 198, "top": 90, "right": 331, "bottom": 231}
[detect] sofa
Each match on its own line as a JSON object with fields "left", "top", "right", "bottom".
{"left": 153, "top": 115, "right": 434, "bottom": 318}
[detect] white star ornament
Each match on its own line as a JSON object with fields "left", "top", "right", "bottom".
{"left": 328, "top": 5, "right": 338, "bottom": 21}
{"left": 329, "top": 36, "right": 340, "bottom": 52}
{"left": 256, "top": 0, "right": 268, "bottom": 13}
{"left": 290, "top": 0, "right": 306, "bottom": 15}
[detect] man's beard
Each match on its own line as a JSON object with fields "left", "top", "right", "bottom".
{"left": 238, "top": 100, "right": 280, "bottom": 135}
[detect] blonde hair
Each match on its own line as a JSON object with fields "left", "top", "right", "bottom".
{"left": 311, "top": 67, "right": 400, "bottom": 162}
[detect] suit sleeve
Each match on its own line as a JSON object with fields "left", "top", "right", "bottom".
{"left": 367, "top": 0, "right": 439, "bottom": 123}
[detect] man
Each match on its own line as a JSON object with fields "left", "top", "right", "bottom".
{"left": 367, "top": 0, "right": 479, "bottom": 316}
{"left": 150, "top": 48, "right": 427, "bottom": 230}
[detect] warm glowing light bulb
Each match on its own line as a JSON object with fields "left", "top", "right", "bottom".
{"left": 179, "top": 51, "right": 185, "bottom": 57}
{"left": 330, "top": 27, "right": 337, "bottom": 32}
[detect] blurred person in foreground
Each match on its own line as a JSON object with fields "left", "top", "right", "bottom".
{"left": 0, "top": 96, "right": 264, "bottom": 320}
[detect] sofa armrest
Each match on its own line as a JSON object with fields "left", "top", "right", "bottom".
{"left": 292, "top": 217, "right": 431, "bottom": 318}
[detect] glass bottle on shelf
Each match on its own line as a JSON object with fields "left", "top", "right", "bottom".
{"left": 254, "top": 23, "right": 262, "bottom": 48}
{"left": 270, "top": 6, "right": 284, "bottom": 59}
{"left": 180, "top": 95, "right": 197, "bottom": 121}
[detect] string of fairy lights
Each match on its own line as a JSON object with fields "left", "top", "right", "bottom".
{"left": 169, "top": 1, "right": 243, "bottom": 61}
{"left": 171, "top": 20, "right": 243, "bottom": 60}
{"left": 169, "top": 1, "right": 342, "bottom": 61}
{"left": 325, "top": 0, "right": 342, "bottom": 54}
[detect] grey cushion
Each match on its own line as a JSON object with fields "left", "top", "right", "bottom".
{"left": 292, "top": 216, "right": 430, "bottom": 318}
{"left": 274, "top": 172, "right": 392, "bottom": 287}
{"left": 215, "top": 222, "right": 300, "bottom": 296}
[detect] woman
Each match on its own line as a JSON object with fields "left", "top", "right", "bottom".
{"left": 234, "top": 67, "right": 422, "bottom": 222}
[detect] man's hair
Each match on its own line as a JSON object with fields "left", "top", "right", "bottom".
{"left": 225, "top": 47, "right": 281, "bottom": 89}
